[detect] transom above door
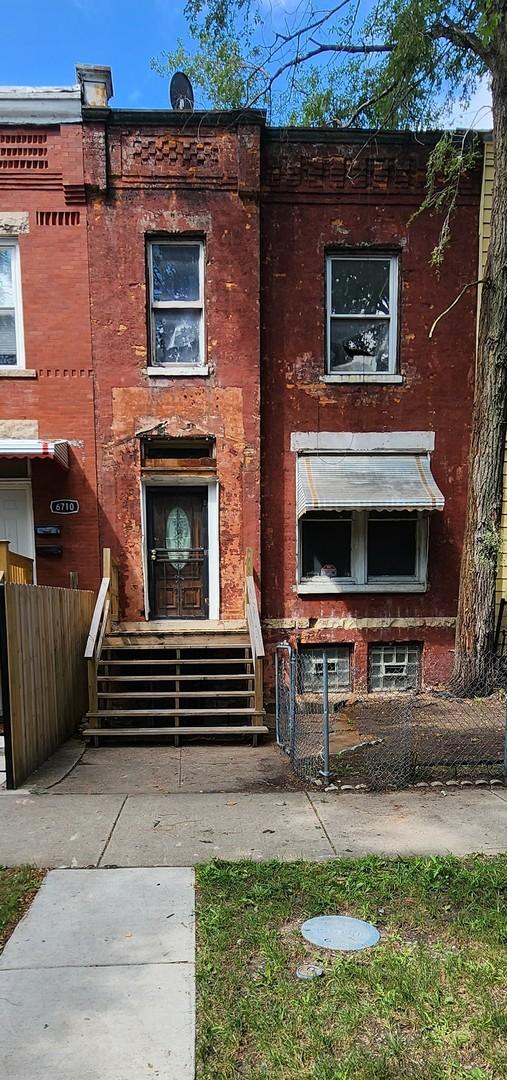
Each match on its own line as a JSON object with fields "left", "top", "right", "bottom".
{"left": 147, "top": 486, "right": 209, "bottom": 619}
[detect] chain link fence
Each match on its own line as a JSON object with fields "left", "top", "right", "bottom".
{"left": 275, "top": 642, "right": 507, "bottom": 790}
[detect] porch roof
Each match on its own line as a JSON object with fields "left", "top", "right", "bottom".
{"left": 0, "top": 439, "right": 69, "bottom": 469}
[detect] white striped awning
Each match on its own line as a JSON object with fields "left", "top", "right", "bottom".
{"left": 297, "top": 454, "right": 444, "bottom": 516}
{"left": 0, "top": 439, "right": 69, "bottom": 469}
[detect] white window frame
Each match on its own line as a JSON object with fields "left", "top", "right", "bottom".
{"left": 326, "top": 252, "right": 398, "bottom": 379}
{"left": 147, "top": 239, "right": 206, "bottom": 374}
{"left": 298, "top": 509, "right": 428, "bottom": 594}
{"left": 0, "top": 240, "right": 25, "bottom": 370}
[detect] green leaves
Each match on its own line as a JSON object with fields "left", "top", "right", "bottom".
{"left": 153, "top": 1, "right": 492, "bottom": 127}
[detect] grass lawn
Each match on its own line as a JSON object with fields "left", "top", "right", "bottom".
{"left": 0, "top": 866, "right": 44, "bottom": 952}
{"left": 196, "top": 855, "right": 507, "bottom": 1080}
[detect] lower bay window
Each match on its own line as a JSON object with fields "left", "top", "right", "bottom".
{"left": 299, "top": 509, "right": 429, "bottom": 593}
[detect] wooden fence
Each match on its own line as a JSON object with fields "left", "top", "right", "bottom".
{"left": 0, "top": 582, "right": 95, "bottom": 788}
{"left": 0, "top": 540, "right": 34, "bottom": 584}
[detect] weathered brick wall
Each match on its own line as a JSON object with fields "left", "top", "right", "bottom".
{"left": 0, "top": 123, "right": 100, "bottom": 590}
{"left": 260, "top": 132, "right": 482, "bottom": 684}
{"left": 83, "top": 118, "right": 262, "bottom": 619}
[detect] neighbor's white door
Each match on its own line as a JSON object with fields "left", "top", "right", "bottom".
{"left": 0, "top": 484, "right": 34, "bottom": 558}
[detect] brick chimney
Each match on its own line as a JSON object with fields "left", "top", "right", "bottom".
{"left": 76, "top": 65, "right": 113, "bottom": 109}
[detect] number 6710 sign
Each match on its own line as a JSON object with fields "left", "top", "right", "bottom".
{"left": 50, "top": 499, "right": 79, "bottom": 514}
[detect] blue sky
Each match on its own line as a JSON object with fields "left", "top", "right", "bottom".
{"left": 0, "top": 0, "right": 492, "bottom": 125}
{"left": 1, "top": 0, "right": 191, "bottom": 108}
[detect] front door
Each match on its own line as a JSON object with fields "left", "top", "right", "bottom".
{"left": 147, "top": 487, "right": 209, "bottom": 619}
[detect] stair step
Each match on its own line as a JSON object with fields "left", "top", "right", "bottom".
{"left": 86, "top": 708, "right": 258, "bottom": 717}
{"left": 83, "top": 725, "right": 269, "bottom": 737}
{"left": 96, "top": 673, "right": 254, "bottom": 682}
{"left": 97, "top": 658, "right": 254, "bottom": 667}
{"left": 97, "top": 691, "right": 254, "bottom": 699}
{"left": 103, "top": 636, "right": 250, "bottom": 649}
{"left": 114, "top": 620, "right": 247, "bottom": 633}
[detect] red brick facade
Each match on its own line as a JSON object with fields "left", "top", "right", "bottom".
{"left": 0, "top": 99, "right": 483, "bottom": 695}
{"left": 260, "top": 131, "right": 481, "bottom": 689}
{"left": 0, "top": 120, "right": 100, "bottom": 590}
{"left": 83, "top": 114, "right": 262, "bottom": 620}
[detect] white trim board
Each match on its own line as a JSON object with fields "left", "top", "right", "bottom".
{"left": 140, "top": 476, "right": 220, "bottom": 621}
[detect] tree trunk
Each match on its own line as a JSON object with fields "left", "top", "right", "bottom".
{"left": 453, "top": 50, "right": 507, "bottom": 689}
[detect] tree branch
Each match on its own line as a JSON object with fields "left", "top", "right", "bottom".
{"left": 246, "top": 39, "right": 396, "bottom": 107}
{"left": 345, "top": 80, "right": 398, "bottom": 127}
{"left": 308, "top": 38, "right": 394, "bottom": 55}
{"left": 429, "top": 279, "right": 485, "bottom": 339}
{"left": 430, "top": 17, "right": 492, "bottom": 66}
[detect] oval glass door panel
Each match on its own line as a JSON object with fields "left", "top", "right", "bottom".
{"left": 166, "top": 506, "right": 192, "bottom": 569}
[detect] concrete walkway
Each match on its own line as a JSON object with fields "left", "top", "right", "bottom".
{"left": 0, "top": 788, "right": 505, "bottom": 867}
{"left": 0, "top": 867, "right": 194, "bottom": 1080}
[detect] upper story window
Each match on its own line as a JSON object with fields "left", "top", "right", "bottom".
{"left": 326, "top": 253, "right": 398, "bottom": 376}
{"left": 0, "top": 242, "right": 24, "bottom": 369}
{"left": 148, "top": 240, "right": 205, "bottom": 369}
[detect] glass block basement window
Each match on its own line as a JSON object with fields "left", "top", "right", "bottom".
{"left": 369, "top": 643, "right": 421, "bottom": 691}
{"left": 300, "top": 646, "right": 351, "bottom": 692}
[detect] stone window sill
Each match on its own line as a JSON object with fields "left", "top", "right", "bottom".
{"left": 0, "top": 368, "right": 37, "bottom": 378}
{"left": 297, "top": 580, "right": 426, "bottom": 595}
{"left": 321, "top": 374, "right": 404, "bottom": 385}
{"left": 145, "top": 365, "right": 209, "bottom": 378}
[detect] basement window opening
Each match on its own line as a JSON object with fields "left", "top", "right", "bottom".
{"left": 300, "top": 645, "right": 351, "bottom": 692}
{"left": 368, "top": 643, "right": 421, "bottom": 691}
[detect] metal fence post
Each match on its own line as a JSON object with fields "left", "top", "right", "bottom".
{"left": 320, "top": 650, "right": 331, "bottom": 785}
{"left": 504, "top": 697, "right": 507, "bottom": 778}
{"left": 289, "top": 649, "right": 297, "bottom": 763}
{"left": 274, "top": 648, "right": 280, "bottom": 744}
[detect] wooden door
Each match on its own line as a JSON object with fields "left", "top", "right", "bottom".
{"left": 147, "top": 487, "right": 209, "bottom": 619}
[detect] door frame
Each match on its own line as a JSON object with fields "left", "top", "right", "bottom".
{"left": 0, "top": 479, "right": 36, "bottom": 582}
{"left": 141, "top": 476, "right": 219, "bottom": 620}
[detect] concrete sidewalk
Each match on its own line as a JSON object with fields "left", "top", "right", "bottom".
{"left": 0, "top": 788, "right": 505, "bottom": 867}
{"left": 0, "top": 868, "right": 194, "bottom": 1080}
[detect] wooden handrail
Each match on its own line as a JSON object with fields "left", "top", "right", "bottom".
{"left": 245, "top": 548, "right": 265, "bottom": 722}
{"left": 246, "top": 574, "right": 265, "bottom": 660}
{"left": 84, "top": 548, "right": 119, "bottom": 661}
{"left": 84, "top": 576, "right": 110, "bottom": 659}
{"left": 0, "top": 540, "right": 34, "bottom": 585}
{"left": 84, "top": 548, "right": 119, "bottom": 721}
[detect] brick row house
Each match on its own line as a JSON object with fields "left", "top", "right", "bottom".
{"left": 0, "top": 66, "right": 485, "bottom": 731}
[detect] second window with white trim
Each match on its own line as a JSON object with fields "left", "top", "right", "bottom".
{"left": 148, "top": 240, "right": 205, "bottom": 367}
{"left": 326, "top": 253, "right": 398, "bottom": 375}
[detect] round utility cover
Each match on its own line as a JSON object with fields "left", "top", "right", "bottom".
{"left": 301, "top": 915, "right": 380, "bottom": 952}
{"left": 296, "top": 963, "right": 324, "bottom": 981}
